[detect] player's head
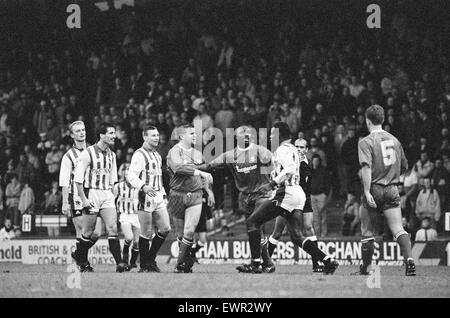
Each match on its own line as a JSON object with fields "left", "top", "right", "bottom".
{"left": 294, "top": 138, "right": 308, "bottom": 156}
{"left": 97, "top": 122, "right": 116, "bottom": 148}
{"left": 271, "top": 121, "right": 291, "bottom": 144}
{"left": 365, "top": 104, "right": 385, "bottom": 129}
{"left": 142, "top": 125, "right": 159, "bottom": 148}
{"left": 236, "top": 125, "right": 255, "bottom": 148}
{"left": 69, "top": 120, "right": 86, "bottom": 142}
{"left": 178, "top": 124, "right": 196, "bottom": 147}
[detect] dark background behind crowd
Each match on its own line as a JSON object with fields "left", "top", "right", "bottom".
{"left": 0, "top": 0, "right": 449, "bottom": 240}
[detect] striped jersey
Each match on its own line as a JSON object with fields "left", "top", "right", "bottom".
{"left": 127, "top": 146, "right": 165, "bottom": 193}
{"left": 59, "top": 146, "right": 84, "bottom": 196}
{"left": 272, "top": 141, "right": 301, "bottom": 187}
{"left": 74, "top": 144, "right": 118, "bottom": 190}
{"left": 114, "top": 181, "right": 138, "bottom": 214}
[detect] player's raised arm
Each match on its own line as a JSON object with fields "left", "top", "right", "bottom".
{"left": 59, "top": 154, "right": 72, "bottom": 215}
{"left": 126, "top": 151, "right": 145, "bottom": 190}
{"left": 197, "top": 151, "right": 229, "bottom": 171}
{"left": 74, "top": 150, "right": 91, "bottom": 206}
{"left": 167, "top": 146, "right": 209, "bottom": 179}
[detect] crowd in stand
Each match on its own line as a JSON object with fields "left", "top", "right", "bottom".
{"left": 0, "top": 0, "right": 448, "bottom": 239}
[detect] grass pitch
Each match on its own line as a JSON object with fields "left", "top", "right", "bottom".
{"left": 0, "top": 263, "right": 449, "bottom": 298}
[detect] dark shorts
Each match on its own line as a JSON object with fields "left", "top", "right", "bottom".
{"left": 303, "top": 195, "right": 313, "bottom": 213}
{"left": 239, "top": 192, "right": 271, "bottom": 217}
{"left": 195, "top": 196, "right": 213, "bottom": 233}
{"left": 168, "top": 189, "right": 203, "bottom": 220}
{"left": 362, "top": 184, "right": 400, "bottom": 212}
{"left": 69, "top": 194, "right": 82, "bottom": 218}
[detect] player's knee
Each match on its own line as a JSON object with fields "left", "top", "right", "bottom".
{"left": 183, "top": 229, "right": 195, "bottom": 239}
{"left": 303, "top": 224, "right": 315, "bottom": 237}
{"left": 106, "top": 224, "right": 118, "bottom": 236}
{"left": 159, "top": 227, "right": 170, "bottom": 237}
{"left": 271, "top": 232, "right": 282, "bottom": 241}
{"left": 246, "top": 217, "right": 258, "bottom": 232}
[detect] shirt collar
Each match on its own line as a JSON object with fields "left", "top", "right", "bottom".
{"left": 370, "top": 129, "right": 384, "bottom": 134}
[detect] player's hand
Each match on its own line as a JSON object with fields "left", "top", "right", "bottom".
{"left": 199, "top": 171, "right": 213, "bottom": 185}
{"left": 207, "top": 193, "right": 215, "bottom": 208}
{"left": 259, "top": 183, "right": 274, "bottom": 193}
{"left": 62, "top": 202, "right": 70, "bottom": 216}
{"left": 82, "top": 199, "right": 95, "bottom": 209}
{"left": 142, "top": 185, "right": 156, "bottom": 197}
{"left": 364, "top": 192, "right": 377, "bottom": 208}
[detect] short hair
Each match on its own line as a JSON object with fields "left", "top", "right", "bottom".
{"left": 295, "top": 138, "right": 308, "bottom": 147}
{"left": 178, "top": 124, "right": 195, "bottom": 138}
{"left": 272, "top": 121, "right": 291, "bottom": 141}
{"left": 365, "top": 104, "right": 385, "bottom": 125}
{"left": 142, "top": 125, "right": 158, "bottom": 136}
{"left": 69, "top": 120, "right": 84, "bottom": 133}
{"left": 97, "top": 122, "right": 115, "bottom": 137}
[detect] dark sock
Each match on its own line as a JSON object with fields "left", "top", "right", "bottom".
{"left": 138, "top": 236, "right": 150, "bottom": 268}
{"left": 87, "top": 237, "right": 98, "bottom": 249}
{"left": 302, "top": 239, "right": 327, "bottom": 264}
{"left": 108, "top": 236, "right": 122, "bottom": 265}
{"left": 123, "top": 240, "right": 131, "bottom": 263}
{"left": 177, "top": 237, "right": 193, "bottom": 266}
{"left": 261, "top": 237, "right": 273, "bottom": 266}
{"left": 78, "top": 235, "right": 92, "bottom": 264}
{"left": 312, "top": 241, "right": 320, "bottom": 267}
{"left": 396, "top": 233, "right": 412, "bottom": 261}
{"left": 268, "top": 236, "right": 278, "bottom": 257}
{"left": 361, "top": 238, "right": 375, "bottom": 270}
{"left": 130, "top": 248, "right": 139, "bottom": 265}
{"left": 75, "top": 238, "right": 81, "bottom": 257}
{"left": 305, "top": 236, "right": 320, "bottom": 267}
{"left": 149, "top": 232, "right": 167, "bottom": 262}
{"left": 247, "top": 229, "right": 262, "bottom": 262}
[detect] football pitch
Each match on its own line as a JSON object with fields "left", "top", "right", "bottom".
{"left": 1, "top": 263, "right": 449, "bottom": 298}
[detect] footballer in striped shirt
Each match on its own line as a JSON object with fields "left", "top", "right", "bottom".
{"left": 74, "top": 122, "right": 127, "bottom": 272}
{"left": 59, "top": 121, "right": 102, "bottom": 271}
{"left": 127, "top": 125, "right": 171, "bottom": 273}
{"left": 113, "top": 177, "right": 140, "bottom": 271}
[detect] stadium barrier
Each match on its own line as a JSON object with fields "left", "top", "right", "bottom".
{"left": 1, "top": 239, "right": 449, "bottom": 266}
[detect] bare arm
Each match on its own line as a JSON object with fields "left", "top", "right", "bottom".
{"left": 74, "top": 150, "right": 91, "bottom": 205}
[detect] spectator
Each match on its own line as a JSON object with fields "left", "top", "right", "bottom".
{"left": 414, "top": 151, "right": 434, "bottom": 178}
{"left": 415, "top": 177, "right": 441, "bottom": 229}
{"left": 18, "top": 179, "right": 35, "bottom": 217}
{"left": 5, "top": 174, "right": 22, "bottom": 228}
{"left": 310, "top": 155, "right": 333, "bottom": 237}
{"left": 342, "top": 193, "right": 360, "bottom": 236}
{"left": 45, "top": 145, "right": 63, "bottom": 182}
{"left": 0, "top": 179, "right": 4, "bottom": 226}
{"left": 15, "top": 153, "right": 37, "bottom": 187}
{"left": 194, "top": 103, "right": 214, "bottom": 143}
{"left": 414, "top": 217, "right": 438, "bottom": 241}
{"left": 431, "top": 158, "right": 450, "bottom": 220}
{"left": 43, "top": 181, "right": 62, "bottom": 215}
{"left": 0, "top": 218, "right": 16, "bottom": 240}
{"left": 341, "top": 126, "right": 359, "bottom": 195}
{"left": 32, "top": 100, "right": 53, "bottom": 135}
{"left": 306, "top": 136, "right": 327, "bottom": 167}
{"left": 214, "top": 99, "right": 235, "bottom": 136}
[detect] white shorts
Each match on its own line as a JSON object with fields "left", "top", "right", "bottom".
{"left": 138, "top": 190, "right": 167, "bottom": 213}
{"left": 86, "top": 188, "right": 116, "bottom": 213}
{"left": 119, "top": 213, "right": 140, "bottom": 228}
{"left": 271, "top": 185, "right": 306, "bottom": 213}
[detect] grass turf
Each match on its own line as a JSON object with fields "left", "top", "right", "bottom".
{"left": 0, "top": 263, "right": 449, "bottom": 298}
